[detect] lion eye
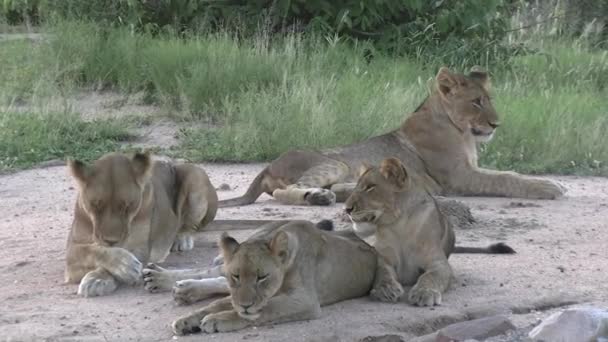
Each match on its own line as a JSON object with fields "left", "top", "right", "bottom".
{"left": 365, "top": 184, "right": 376, "bottom": 192}
{"left": 231, "top": 274, "right": 240, "bottom": 282}
{"left": 257, "top": 274, "right": 269, "bottom": 282}
{"left": 472, "top": 97, "right": 483, "bottom": 108}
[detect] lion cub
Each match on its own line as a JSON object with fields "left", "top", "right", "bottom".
{"left": 170, "top": 220, "right": 379, "bottom": 335}
{"left": 64, "top": 152, "right": 218, "bottom": 297}
{"left": 345, "top": 157, "right": 515, "bottom": 306}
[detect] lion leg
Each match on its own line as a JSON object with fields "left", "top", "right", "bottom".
{"left": 172, "top": 296, "right": 234, "bottom": 335}
{"left": 272, "top": 161, "right": 350, "bottom": 206}
{"left": 370, "top": 256, "right": 404, "bottom": 303}
{"left": 143, "top": 263, "right": 223, "bottom": 293}
{"left": 408, "top": 259, "right": 452, "bottom": 307}
{"left": 172, "top": 165, "right": 219, "bottom": 252}
{"left": 173, "top": 277, "right": 230, "bottom": 305}
{"left": 77, "top": 268, "right": 118, "bottom": 297}
{"left": 450, "top": 167, "right": 565, "bottom": 199}
{"left": 201, "top": 291, "right": 321, "bottom": 334}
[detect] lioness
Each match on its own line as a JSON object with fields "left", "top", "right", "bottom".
{"left": 345, "top": 157, "right": 515, "bottom": 306}
{"left": 168, "top": 220, "right": 385, "bottom": 335}
{"left": 64, "top": 152, "right": 218, "bottom": 297}
{"left": 220, "top": 67, "right": 564, "bottom": 207}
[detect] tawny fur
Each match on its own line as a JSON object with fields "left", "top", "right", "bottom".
{"left": 345, "top": 157, "right": 515, "bottom": 307}
{"left": 220, "top": 67, "right": 564, "bottom": 207}
{"left": 169, "top": 220, "right": 386, "bottom": 335}
{"left": 64, "top": 152, "right": 218, "bottom": 297}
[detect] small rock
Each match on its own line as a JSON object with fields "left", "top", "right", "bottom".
{"left": 359, "top": 335, "right": 404, "bottom": 342}
{"left": 529, "top": 307, "right": 608, "bottom": 342}
{"left": 216, "top": 183, "right": 231, "bottom": 191}
{"left": 505, "top": 201, "right": 542, "bottom": 208}
{"left": 557, "top": 266, "right": 566, "bottom": 273}
{"left": 435, "top": 315, "right": 516, "bottom": 341}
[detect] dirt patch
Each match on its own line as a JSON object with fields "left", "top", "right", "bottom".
{"left": 0, "top": 166, "right": 607, "bottom": 341}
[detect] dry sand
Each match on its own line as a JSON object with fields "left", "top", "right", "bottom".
{"left": 1, "top": 163, "right": 607, "bottom": 341}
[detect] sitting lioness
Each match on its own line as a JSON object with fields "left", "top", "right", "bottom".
{"left": 220, "top": 67, "right": 564, "bottom": 207}
{"left": 345, "top": 157, "right": 515, "bottom": 306}
{"left": 64, "top": 152, "right": 218, "bottom": 297}
{"left": 169, "top": 220, "right": 387, "bottom": 335}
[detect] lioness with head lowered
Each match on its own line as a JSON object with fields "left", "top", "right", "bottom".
{"left": 65, "top": 152, "right": 218, "bottom": 297}
{"left": 169, "top": 220, "right": 385, "bottom": 335}
{"left": 220, "top": 67, "right": 564, "bottom": 207}
{"left": 345, "top": 157, "right": 515, "bottom": 306}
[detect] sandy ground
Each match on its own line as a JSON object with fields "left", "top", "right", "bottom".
{"left": 1, "top": 163, "right": 607, "bottom": 342}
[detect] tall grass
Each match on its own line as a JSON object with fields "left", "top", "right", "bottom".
{"left": 1, "top": 21, "right": 607, "bottom": 175}
{"left": 0, "top": 110, "right": 132, "bottom": 171}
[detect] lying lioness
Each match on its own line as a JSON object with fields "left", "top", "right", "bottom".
{"left": 168, "top": 220, "right": 391, "bottom": 335}
{"left": 220, "top": 67, "right": 564, "bottom": 207}
{"left": 345, "top": 157, "right": 516, "bottom": 306}
{"left": 64, "top": 152, "right": 218, "bottom": 297}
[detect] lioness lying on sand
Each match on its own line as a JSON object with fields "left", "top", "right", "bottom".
{"left": 346, "top": 157, "right": 516, "bottom": 306}
{"left": 220, "top": 67, "right": 564, "bottom": 208}
{"left": 168, "top": 220, "right": 386, "bottom": 335}
{"left": 64, "top": 152, "right": 217, "bottom": 297}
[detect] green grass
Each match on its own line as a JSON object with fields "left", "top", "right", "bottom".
{"left": 0, "top": 111, "right": 132, "bottom": 171}
{"left": 0, "top": 21, "right": 607, "bottom": 175}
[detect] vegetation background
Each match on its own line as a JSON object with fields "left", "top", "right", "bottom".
{"left": 0, "top": 0, "right": 606, "bottom": 175}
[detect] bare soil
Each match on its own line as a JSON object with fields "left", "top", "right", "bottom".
{"left": 1, "top": 163, "right": 607, "bottom": 342}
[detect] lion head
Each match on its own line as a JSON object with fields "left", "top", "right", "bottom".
{"left": 433, "top": 66, "right": 499, "bottom": 143}
{"left": 68, "top": 152, "right": 153, "bottom": 247}
{"left": 344, "top": 158, "right": 413, "bottom": 236}
{"left": 219, "top": 230, "right": 297, "bottom": 320}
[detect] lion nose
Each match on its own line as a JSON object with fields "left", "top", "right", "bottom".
{"left": 345, "top": 206, "right": 353, "bottom": 215}
{"left": 241, "top": 303, "right": 253, "bottom": 310}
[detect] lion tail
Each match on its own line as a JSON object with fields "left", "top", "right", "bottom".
{"left": 453, "top": 242, "right": 515, "bottom": 254}
{"left": 218, "top": 169, "right": 268, "bottom": 208}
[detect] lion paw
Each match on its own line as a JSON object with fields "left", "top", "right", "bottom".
{"left": 201, "top": 313, "right": 248, "bottom": 334}
{"left": 527, "top": 179, "right": 565, "bottom": 199}
{"left": 171, "top": 234, "right": 194, "bottom": 252}
{"left": 104, "top": 248, "right": 143, "bottom": 285}
{"left": 408, "top": 285, "right": 442, "bottom": 306}
{"left": 370, "top": 278, "right": 404, "bottom": 303}
{"left": 143, "top": 263, "right": 175, "bottom": 293}
{"left": 172, "top": 315, "right": 202, "bottom": 335}
{"left": 305, "top": 189, "right": 336, "bottom": 206}
{"left": 77, "top": 272, "right": 118, "bottom": 297}
{"left": 173, "top": 280, "right": 210, "bottom": 305}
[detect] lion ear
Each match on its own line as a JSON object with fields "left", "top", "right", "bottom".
{"left": 131, "top": 151, "right": 152, "bottom": 184}
{"left": 68, "top": 158, "right": 91, "bottom": 186}
{"left": 435, "top": 67, "right": 457, "bottom": 98}
{"left": 379, "top": 158, "right": 408, "bottom": 191}
{"left": 469, "top": 66, "right": 491, "bottom": 91}
{"left": 269, "top": 230, "right": 298, "bottom": 267}
{"left": 358, "top": 162, "right": 372, "bottom": 177}
{"left": 219, "top": 233, "right": 240, "bottom": 262}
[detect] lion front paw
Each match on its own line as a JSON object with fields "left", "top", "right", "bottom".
{"left": 408, "top": 285, "right": 442, "bottom": 306}
{"left": 143, "top": 263, "right": 175, "bottom": 293}
{"left": 171, "top": 233, "right": 194, "bottom": 252}
{"left": 77, "top": 272, "right": 118, "bottom": 297}
{"left": 370, "top": 278, "right": 404, "bottom": 303}
{"left": 173, "top": 280, "right": 211, "bottom": 305}
{"left": 200, "top": 313, "right": 248, "bottom": 334}
{"left": 172, "top": 314, "right": 203, "bottom": 336}
{"left": 527, "top": 179, "right": 565, "bottom": 199}
{"left": 305, "top": 189, "right": 336, "bottom": 206}
{"left": 104, "top": 248, "right": 143, "bottom": 285}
